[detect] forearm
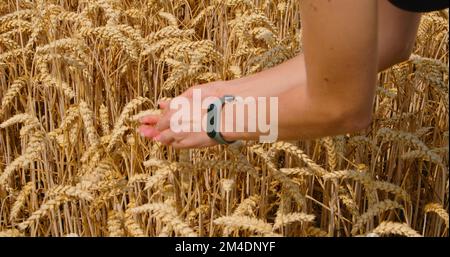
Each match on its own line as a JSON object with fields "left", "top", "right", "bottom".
{"left": 221, "top": 81, "right": 370, "bottom": 142}
{"left": 220, "top": 55, "right": 372, "bottom": 141}
{"left": 219, "top": 40, "right": 412, "bottom": 142}
{"left": 225, "top": 54, "right": 307, "bottom": 96}
{"left": 220, "top": 1, "right": 421, "bottom": 142}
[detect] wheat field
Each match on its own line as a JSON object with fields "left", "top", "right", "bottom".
{"left": 0, "top": 0, "right": 448, "bottom": 237}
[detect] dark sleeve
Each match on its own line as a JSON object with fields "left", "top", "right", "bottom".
{"left": 389, "top": 0, "right": 449, "bottom": 12}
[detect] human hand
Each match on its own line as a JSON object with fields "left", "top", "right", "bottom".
{"left": 138, "top": 81, "right": 232, "bottom": 149}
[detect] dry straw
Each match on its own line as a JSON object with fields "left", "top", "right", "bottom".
{"left": 425, "top": 203, "right": 449, "bottom": 229}
{"left": 0, "top": 0, "right": 447, "bottom": 238}
{"left": 351, "top": 200, "right": 404, "bottom": 235}
{"left": 273, "top": 211, "right": 315, "bottom": 230}
{"left": 371, "top": 222, "right": 422, "bottom": 237}
{"left": 131, "top": 202, "right": 197, "bottom": 237}
{"left": 214, "top": 215, "right": 277, "bottom": 236}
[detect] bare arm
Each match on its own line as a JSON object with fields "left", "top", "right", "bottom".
{"left": 221, "top": 0, "right": 421, "bottom": 141}
{"left": 223, "top": 0, "right": 379, "bottom": 141}
{"left": 140, "top": 0, "right": 422, "bottom": 148}
{"left": 226, "top": 0, "right": 421, "bottom": 95}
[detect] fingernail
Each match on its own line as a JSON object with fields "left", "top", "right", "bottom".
{"left": 153, "top": 135, "right": 162, "bottom": 141}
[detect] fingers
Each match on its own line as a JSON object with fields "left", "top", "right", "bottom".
{"left": 138, "top": 125, "right": 183, "bottom": 146}
{"left": 138, "top": 97, "right": 172, "bottom": 127}
{"left": 155, "top": 129, "right": 178, "bottom": 145}
{"left": 155, "top": 111, "right": 171, "bottom": 131}
{"left": 155, "top": 96, "right": 182, "bottom": 131}
{"left": 140, "top": 99, "right": 177, "bottom": 134}
{"left": 171, "top": 136, "right": 217, "bottom": 149}
{"left": 139, "top": 115, "right": 159, "bottom": 125}
{"left": 138, "top": 125, "right": 160, "bottom": 139}
{"left": 145, "top": 128, "right": 217, "bottom": 149}
{"left": 170, "top": 140, "right": 191, "bottom": 149}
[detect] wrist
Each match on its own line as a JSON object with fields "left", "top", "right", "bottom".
{"left": 220, "top": 103, "right": 235, "bottom": 142}
{"left": 219, "top": 100, "right": 257, "bottom": 142}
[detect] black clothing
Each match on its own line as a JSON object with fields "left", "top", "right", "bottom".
{"left": 389, "top": 0, "right": 449, "bottom": 13}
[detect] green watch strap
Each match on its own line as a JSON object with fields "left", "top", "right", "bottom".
{"left": 206, "top": 95, "right": 236, "bottom": 145}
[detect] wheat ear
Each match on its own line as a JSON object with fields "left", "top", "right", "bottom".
{"left": 131, "top": 202, "right": 197, "bottom": 237}
{"left": 371, "top": 222, "right": 422, "bottom": 237}
{"left": 351, "top": 200, "right": 404, "bottom": 235}
{"left": 425, "top": 203, "right": 449, "bottom": 229}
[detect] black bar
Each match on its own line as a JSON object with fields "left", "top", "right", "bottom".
{"left": 0, "top": 237, "right": 448, "bottom": 257}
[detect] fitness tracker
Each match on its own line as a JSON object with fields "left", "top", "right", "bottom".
{"left": 206, "top": 95, "right": 236, "bottom": 145}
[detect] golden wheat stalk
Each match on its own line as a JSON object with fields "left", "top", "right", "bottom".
{"left": 144, "top": 167, "right": 172, "bottom": 191}
{"left": 0, "top": 77, "right": 27, "bottom": 118}
{"left": 401, "top": 149, "right": 445, "bottom": 169}
{"left": 35, "top": 73, "right": 76, "bottom": 99}
{"left": 270, "top": 142, "right": 327, "bottom": 176}
{"left": 79, "top": 101, "right": 100, "bottom": 146}
{"left": 339, "top": 193, "right": 360, "bottom": 218}
{"left": 425, "top": 203, "right": 449, "bottom": 229}
{"left": 0, "top": 130, "right": 44, "bottom": 190}
{"left": 250, "top": 144, "right": 307, "bottom": 207}
{"left": 232, "top": 195, "right": 260, "bottom": 217}
{"left": 322, "top": 137, "right": 338, "bottom": 171}
{"left": 158, "top": 11, "right": 179, "bottom": 26}
{"left": 10, "top": 181, "right": 34, "bottom": 220}
{"left": 279, "top": 167, "right": 313, "bottom": 176}
{"left": 371, "top": 181, "right": 411, "bottom": 204}
{"left": 99, "top": 104, "right": 110, "bottom": 135}
{"left": 273, "top": 211, "right": 315, "bottom": 230}
{"left": 132, "top": 109, "right": 162, "bottom": 122}
{"left": 18, "top": 194, "right": 72, "bottom": 231}
{"left": 214, "top": 215, "right": 279, "bottom": 236}
{"left": 131, "top": 202, "right": 197, "bottom": 237}
{"left": 124, "top": 200, "right": 146, "bottom": 237}
{"left": 371, "top": 222, "right": 422, "bottom": 237}
{"left": 351, "top": 200, "right": 404, "bottom": 235}
{"left": 305, "top": 226, "right": 329, "bottom": 237}
{"left": 107, "top": 97, "right": 149, "bottom": 151}
{"left": 147, "top": 26, "right": 195, "bottom": 42}
{"left": 376, "top": 128, "right": 430, "bottom": 151}
{"left": 0, "top": 229, "right": 24, "bottom": 237}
